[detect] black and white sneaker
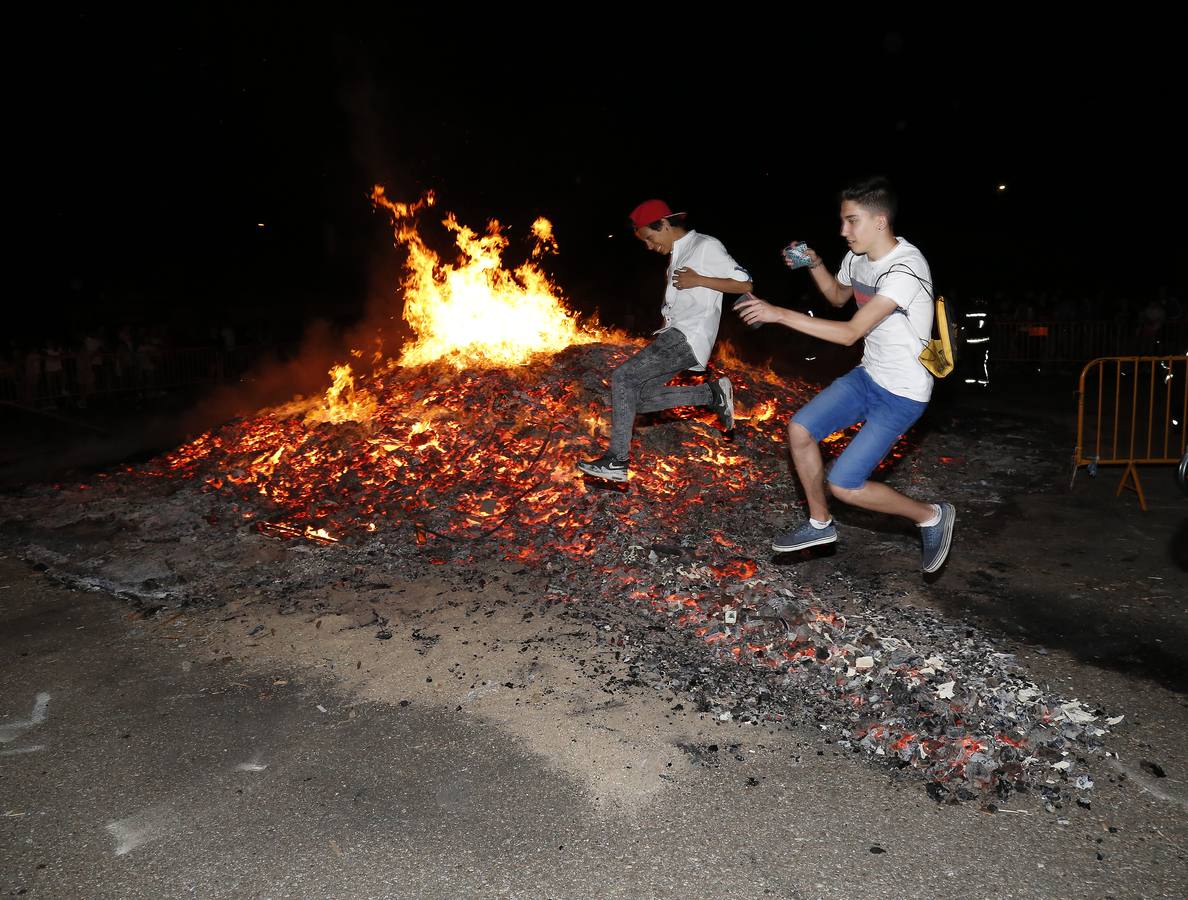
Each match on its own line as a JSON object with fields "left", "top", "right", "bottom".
{"left": 577, "top": 454, "right": 629, "bottom": 482}
{"left": 710, "top": 376, "right": 734, "bottom": 432}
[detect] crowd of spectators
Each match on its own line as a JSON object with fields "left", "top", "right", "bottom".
{"left": 979, "top": 286, "right": 1185, "bottom": 357}
{"left": 0, "top": 323, "right": 269, "bottom": 409}
{"left": 4, "top": 287, "right": 1182, "bottom": 411}
{"left": 987, "top": 286, "right": 1183, "bottom": 328}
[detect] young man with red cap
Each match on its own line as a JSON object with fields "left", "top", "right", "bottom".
{"left": 577, "top": 199, "right": 753, "bottom": 482}
{"left": 734, "top": 177, "right": 955, "bottom": 574}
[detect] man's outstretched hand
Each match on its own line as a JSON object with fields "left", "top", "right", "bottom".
{"left": 734, "top": 294, "right": 784, "bottom": 327}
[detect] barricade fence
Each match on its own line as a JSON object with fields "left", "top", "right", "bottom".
{"left": 989, "top": 321, "right": 1187, "bottom": 364}
{"left": 1073, "top": 355, "right": 1188, "bottom": 510}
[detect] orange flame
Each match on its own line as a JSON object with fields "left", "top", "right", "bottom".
{"left": 370, "top": 186, "right": 602, "bottom": 368}
{"left": 304, "top": 364, "right": 377, "bottom": 425}
{"left": 530, "top": 217, "right": 558, "bottom": 257}
{"left": 739, "top": 398, "right": 777, "bottom": 422}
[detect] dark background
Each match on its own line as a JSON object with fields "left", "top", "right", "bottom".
{"left": 19, "top": 11, "right": 1178, "bottom": 350}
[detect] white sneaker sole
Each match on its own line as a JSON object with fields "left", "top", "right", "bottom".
{"left": 772, "top": 532, "right": 837, "bottom": 553}
{"left": 577, "top": 464, "right": 628, "bottom": 483}
{"left": 922, "top": 506, "right": 956, "bottom": 573}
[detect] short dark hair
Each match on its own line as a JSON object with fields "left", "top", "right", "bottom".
{"left": 633, "top": 212, "right": 689, "bottom": 232}
{"left": 841, "top": 177, "right": 898, "bottom": 226}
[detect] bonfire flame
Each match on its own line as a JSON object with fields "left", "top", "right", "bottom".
{"left": 371, "top": 185, "right": 599, "bottom": 368}
{"left": 293, "top": 188, "right": 601, "bottom": 426}
{"left": 304, "top": 364, "right": 377, "bottom": 426}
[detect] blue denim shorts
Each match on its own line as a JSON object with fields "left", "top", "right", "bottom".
{"left": 791, "top": 367, "right": 927, "bottom": 489}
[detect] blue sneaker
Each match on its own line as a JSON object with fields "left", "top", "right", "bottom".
{"left": 772, "top": 520, "right": 837, "bottom": 553}
{"left": 577, "top": 454, "right": 629, "bottom": 482}
{"left": 920, "top": 502, "right": 956, "bottom": 573}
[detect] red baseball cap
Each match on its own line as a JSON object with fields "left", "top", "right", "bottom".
{"left": 629, "top": 198, "right": 685, "bottom": 230}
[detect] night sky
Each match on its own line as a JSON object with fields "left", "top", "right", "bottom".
{"left": 25, "top": 12, "right": 1175, "bottom": 345}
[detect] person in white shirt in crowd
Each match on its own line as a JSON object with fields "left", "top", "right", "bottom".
{"left": 735, "top": 177, "right": 955, "bottom": 574}
{"left": 577, "top": 199, "right": 752, "bottom": 483}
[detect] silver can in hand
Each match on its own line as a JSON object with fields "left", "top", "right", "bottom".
{"left": 782, "top": 241, "right": 813, "bottom": 269}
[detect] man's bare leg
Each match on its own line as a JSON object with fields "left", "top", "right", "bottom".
{"left": 788, "top": 422, "right": 831, "bottom": 522}
{"left": 829, "top": 480, "right": 936, "bottom": 524}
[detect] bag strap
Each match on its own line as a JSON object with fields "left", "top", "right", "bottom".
{"left": 873, "top": 263, "right": 934, "bottom": 348}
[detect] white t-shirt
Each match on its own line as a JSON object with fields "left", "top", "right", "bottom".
{"left": 658, "top": 230, "right": 751, "bottom": 370}
{"left": 837, "top": 237, "right": 934, "bottom": 402}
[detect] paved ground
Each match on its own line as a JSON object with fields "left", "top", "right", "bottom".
{"left": 2, "top": 565, "right": 1186, "bottom": 898}
{"left": 2, "top": 381, "right": 1186, "bottom": 899}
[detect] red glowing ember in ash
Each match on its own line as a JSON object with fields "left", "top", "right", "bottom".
{"left": 157, "top": 347, "right": 812, "bottom": 561}
{"left": 151, "top": 189, "right": 892, "bottom": 558}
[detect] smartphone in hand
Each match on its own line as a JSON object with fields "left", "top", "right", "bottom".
{"left": 733, "top": 292, "right": 762, "bottom": 330}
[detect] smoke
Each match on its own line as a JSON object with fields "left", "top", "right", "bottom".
{"left": 0, "top": 314, "right": 403, "bottom": 488}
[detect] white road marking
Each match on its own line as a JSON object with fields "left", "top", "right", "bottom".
{"left": 0, "top": 693, "right": 51, "bottom": 743}
{"left": 1, "top": 744, "right": 46, "bottom": 756}
{"left": 106, "top": 806, "right": 176, "bottom": 856}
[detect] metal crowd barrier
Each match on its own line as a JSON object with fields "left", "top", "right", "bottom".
{"left": 1072, "top": 355, "right": 1188, "bottom": 510}
{"left": 992, "top": 321, "right": 1188, "bottom": 363}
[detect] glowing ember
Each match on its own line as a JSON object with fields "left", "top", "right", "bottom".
{"left": 154, "top": 345, "right": 837, "bottom": 564}
{"left": 370, "top": 186, "right": 602, "bottom": 368}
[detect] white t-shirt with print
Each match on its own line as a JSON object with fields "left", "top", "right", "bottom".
{"left": 658, "top": 230, "right": 751, "bottom": 371}
{"left": 837, "top": 237, "right": 934, "bottom": 402}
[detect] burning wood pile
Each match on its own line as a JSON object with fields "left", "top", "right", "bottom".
{"left": 0, "top": 190, "right": 1115, "bottom": 807}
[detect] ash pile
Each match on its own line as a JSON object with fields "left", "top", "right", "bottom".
{"left": 0, "top": 340, "right": 1114, "bottom": 806}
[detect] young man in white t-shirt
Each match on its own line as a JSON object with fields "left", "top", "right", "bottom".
{"left": 735, "top": 178, "right": 955, "bottom": 573}
{"left": 577, "top": 199, "right": 753, "bottom": 482}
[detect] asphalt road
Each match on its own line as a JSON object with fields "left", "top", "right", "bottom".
{"left": 2, "top": 553, "right": 1186, "bottom": 899}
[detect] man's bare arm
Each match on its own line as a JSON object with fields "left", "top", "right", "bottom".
{"left": 797, "top": 247, "right": 852, "bottom": 308}
{"left": 672, "top": 268, "right": 753, "bottom": 294}
{"left": 734, "top": 293, "right": 899, "bottom": 346}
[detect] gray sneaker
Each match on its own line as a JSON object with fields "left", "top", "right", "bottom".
{"left": 577, "top": 454, "right": 629, "bottom": 483}
{"left": 710, "top": 376, "right": 734, "bottom": 432}
{"left": 772, "top": 519, "right": 837, "bottom": 553}
{"left": 920, "top": 502, "right": 956, "bottom": 573}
